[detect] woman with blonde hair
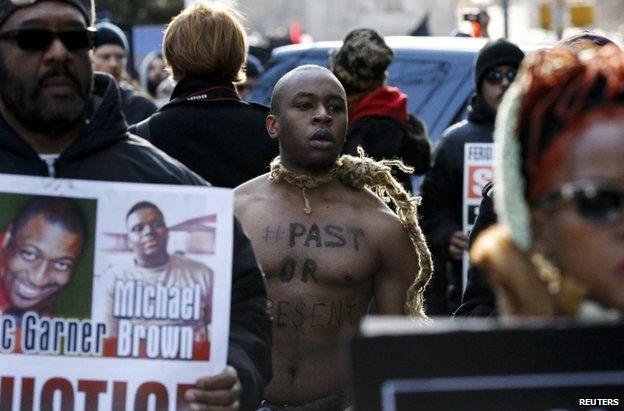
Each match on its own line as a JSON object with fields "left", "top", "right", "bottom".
{"left": 129, "top": 1, "right": 278, "bottom": 188}
{"left": 471, "top": 44, "right": 624, "bottom": 319}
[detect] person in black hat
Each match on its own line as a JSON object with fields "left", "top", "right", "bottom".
{"left": 92, "top": 21, "right": 156, "bottom": 124}
{"left": 419, "top": 39, "right": 524, "bottom": 315}
{"left": 329, "top": 28, "right": 431, "bottom": 193}
{"left": 128, "top": 1, "right": 278, "bottom": 189}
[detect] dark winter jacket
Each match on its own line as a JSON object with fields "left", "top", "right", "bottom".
{"left": 0, "top": 72, "right": 272, "bottom": 411}
{"left": 420, "top": 94, "right": 495, "bottom": 257}
{"left": 419, "top": 93, "right": 495, "bottom": 310}
{"left": 344, "top": 86, "right": 430, "bottom": 192}
{"left": 119, "top": 82, "right": 157, "bottom": 125}
{"left": 129, "top": 75, "right": 278, "bottom": 188}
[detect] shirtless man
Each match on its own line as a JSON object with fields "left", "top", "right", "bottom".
{"left": 235, "top": 65, "right": 429, "bottom": 410}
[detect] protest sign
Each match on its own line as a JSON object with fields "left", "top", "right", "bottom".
{"left": 351, "top": 317, "right": 624, "bottom": 411}
{"left": 0, "top": 174, "right": 233, "bottom": 410}
{"left": 461, "top": 142, "right": 493, "bottom": 292}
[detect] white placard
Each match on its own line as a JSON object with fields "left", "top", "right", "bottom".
{"left": 0, "top": 174, "right": 233, "bottom": 410}
{"left": 461, "top": 143, "right": 494, "bottom": 292}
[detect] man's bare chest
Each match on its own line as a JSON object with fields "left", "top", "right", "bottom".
{"left": 248, "top": 212, "right": 379, "bottom": 286}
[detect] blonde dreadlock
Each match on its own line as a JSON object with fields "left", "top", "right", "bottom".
{"left": 269, "top": 148, "right": 433, "bottom": 320}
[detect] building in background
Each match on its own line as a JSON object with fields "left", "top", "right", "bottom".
{"left": 237, "top": 0, "right": 456, "bottom": 40}
{"left": 235, "top": 0, "right": 622, "bottom": 44}
{"left": 149, "top": 0, "right": 622, "bottom": 75}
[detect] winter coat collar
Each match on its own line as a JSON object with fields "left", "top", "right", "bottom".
{"left": 468, "top": 93, "right": 496, "bottom": 124}
{"left": 349, "top": 86, "right": 408, "bottom": 125}
{"left": 170, "top": 75, "right": 240, "bottom": 101}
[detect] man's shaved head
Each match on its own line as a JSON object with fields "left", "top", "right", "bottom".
{"left": 270, "top": 65, "right": 346, "bottom": 114}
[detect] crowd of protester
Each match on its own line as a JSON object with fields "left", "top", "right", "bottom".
{"left": 0, "top": 0, "right": 622, "bottom": 409}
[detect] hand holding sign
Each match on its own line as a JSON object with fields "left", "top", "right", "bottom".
{"left": 186, "top": 366, "right": 242, "bottom": 410}
{"left": 449, "top": 231, "right": 469, "bottom": 260}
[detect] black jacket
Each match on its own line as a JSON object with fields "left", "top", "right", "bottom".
{"left": 419, "top": 94, "right": 495, "bottom": 310}
{"left": 129, "top": 75, "right": 279, "bottom": 188}
{"left": 0, "top": 73, "right": 272, "bottom": 411}
{"left": 119, "top": 82, "right": 157, "bottom": 125}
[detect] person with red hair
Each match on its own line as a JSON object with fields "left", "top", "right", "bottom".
{"left": 471, "top": 44, "right": 624, "bottom": 319}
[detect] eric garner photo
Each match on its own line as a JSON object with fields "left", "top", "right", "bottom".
{"left": 0, "top": 193, "right": 96, "bottom": 323}
{"left": 0, "top": 174, "right": 233, "bottom": 410}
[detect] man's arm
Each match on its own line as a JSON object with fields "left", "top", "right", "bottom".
{"left": 228, "top": 218, "right": 272, "bottom": 409}
{"left": 373, "top": 216, "right": 421, "bottom": 315}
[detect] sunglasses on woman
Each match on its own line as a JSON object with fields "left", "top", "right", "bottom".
{"left": 536, "top": 181, "right": 624, "bottom": 225}
{"left": 484, "top": 68, "right": 517, "bottom": 85}
{"left": 0, "top": 28, "right": 96, "bottom": 52}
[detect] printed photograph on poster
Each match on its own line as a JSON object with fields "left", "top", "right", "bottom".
{"left": 0, "top": 193, "right": 96, "bottom": 323}
{"left": 0, "top": 174, "right": 233, "bottom": 410}
{"left": 95, "top": 199, "right": 217, "bottom": 361}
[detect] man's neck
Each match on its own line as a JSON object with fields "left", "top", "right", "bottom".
{"left": 269, "top": 157, "right": 339, "bottom": 189}
{"left": 269, "top": 157, "right": 341, "bottom": 215}
{"left": 278, "top": 156, "right": 340, "bottom": 176}
{"left": 136, "top": 254, "right": 170, "bottom": 269}
{"left": 0, "top": 104, "right": 84, "bottom": 155}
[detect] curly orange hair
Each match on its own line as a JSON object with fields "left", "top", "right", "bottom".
{"left": 515, "top": 45, "right": 624, "bottom": 199}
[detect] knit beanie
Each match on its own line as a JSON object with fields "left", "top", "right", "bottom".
{"left": 329, "top": 28, "right": 394, "bottom": 94}
{"left": 474, "top": 38, "right": 524, "bottom": 91}
{"left": 95, "top": 21, "right": 129, "bottom": 54}
{"left": 0, "top": 0, "right": 94, "bottom": 28}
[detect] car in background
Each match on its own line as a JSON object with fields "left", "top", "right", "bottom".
{"left": 248, "top": 36, "right": 491, "bottom": 147}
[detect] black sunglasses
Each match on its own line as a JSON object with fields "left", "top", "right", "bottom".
{"left": 0, "top": 28, "right": 96, "bottom": 52}
{"left": 537, "top": 182, "right": 624, "bottom": 225}
{"left": 484, "top": 68, "right": 517, "bottom": 85}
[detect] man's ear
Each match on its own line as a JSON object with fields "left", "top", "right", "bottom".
{"left": 266, "top": 114, "right": 278, "bottom": 140}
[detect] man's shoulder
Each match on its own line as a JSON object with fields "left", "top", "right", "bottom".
{"left": 350, "top": 192, "right": 410, "bottom": 250}
{"left": 170, "top": 254, "right": 212, "bottom": 272}
{"left": 342, "top": 187, "right": 402, "bottom": 227}
{"left": 442, "top": 120, "right": 473, "bottom": 140}
{"left": 123, "top": 90, "right": 158, "bottom": 111}
{"left": 234, "top": 173, "right": 271, "bottom": 194}
{"left": 234, "top": 173, "right": 272, "bottom": 197}
{"left": 102, "top": 261, "right": 140, "bottom": 282}
{"left": 120, "top": 84, "right": 154, "bottom": 103}
{"left": 107, "top": 134, "right": 208, "bottom": 186}
{"left": 442, "top": 118, "right": 493, "bottom": 142}
{"left": 234, "top": 173, "right": 273, "bottom": 218}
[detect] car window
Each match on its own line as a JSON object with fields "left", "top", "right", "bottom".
{"left": 388, "top": 50, "right": 475, "bottom": 144}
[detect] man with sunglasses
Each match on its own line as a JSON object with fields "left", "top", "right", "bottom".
{"left": 0, "top": 0, "right": 271, "bottom": 410}
{"left": 419, "top": 39, "right": 524, "bottom": 315}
